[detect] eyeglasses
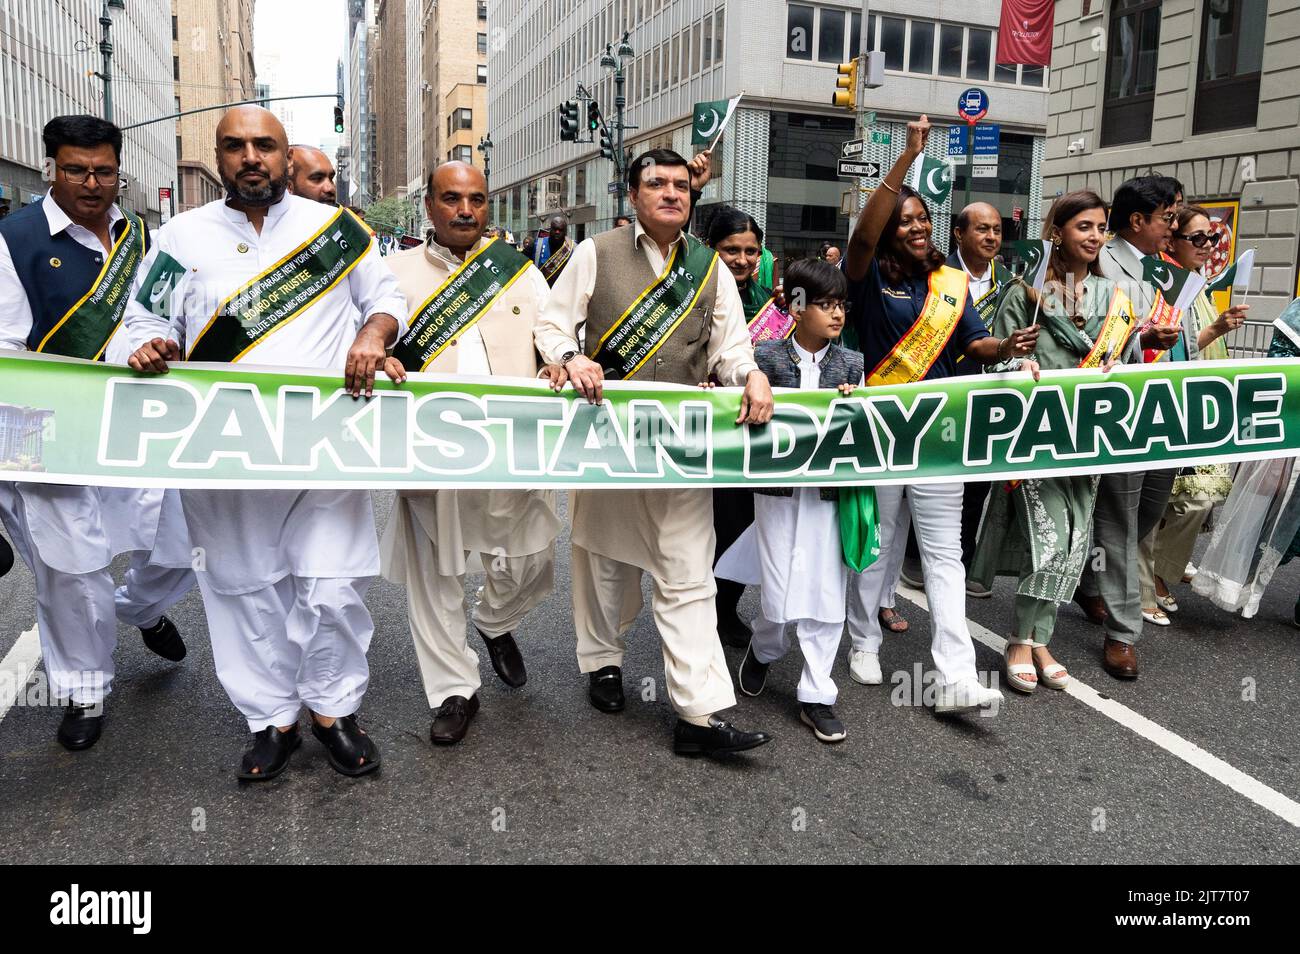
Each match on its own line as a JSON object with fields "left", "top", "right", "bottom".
{"left": 1172, "top": 231, "right": 1223, "bottom": 248}
{"left": 57, "top": 164, "right": 119, "bottom": 185}
{"left": 1147, "top": 211, "right": 1177, "bottom": 226}
{"left": 810, "top": 299, "right": 846, "bottom": 314}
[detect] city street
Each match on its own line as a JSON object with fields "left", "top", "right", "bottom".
{"left": 2, "top": 492, "right": 1297, "bottom": 864}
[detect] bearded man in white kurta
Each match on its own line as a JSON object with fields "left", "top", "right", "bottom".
{"left": 381, "top": 162, "right": 561, "bottom": 746}
{"left": 535, "top": 148, "right": 775, "bottom": 758}
{"left": 124, "top": 107, "right": 408, "bottom": 782}
{"left": 0, "top": 114, "right": 194, "bottom": 753}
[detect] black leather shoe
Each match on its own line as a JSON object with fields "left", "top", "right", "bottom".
{"left": 237, "top": 724, "right": 301, "bottom": 781}
{"left": 140, "top": 615, "right": 186, "bottom": 662}
{"left": 476, "top": 627, "right": 526, "bottom": 688}
{"left": 430, "top": 694, "right": 480, "bottom": 745}
{"left": 587, "top": 665, "right": 625, "bottom": 713}
{"left": 0, "top": 534, "right": 13, "bottom": 578}
{"left": 737, "top": 644, "right": 769, "bottom": 697}
{"left": 716, "top": 609, "right": 752, "bottom": 650}
{"left": 57, "top": 702, "right": 104, "bottom": 751}
{"left": 673, "top": 715, "right": 771, "bottom": 757}
{"left": 311, "top": 714, "right": 381, "bottom": 776}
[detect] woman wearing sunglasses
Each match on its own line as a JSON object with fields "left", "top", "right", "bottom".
{"left": 1141, "top": 206, "right": 1251, "bottom": 619}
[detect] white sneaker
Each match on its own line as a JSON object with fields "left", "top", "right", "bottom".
{"left": 849, "top": 650, "right": 883, "bottom": 685}
{"left": 934, "top": 679, "right": 1003, "bottom": 715}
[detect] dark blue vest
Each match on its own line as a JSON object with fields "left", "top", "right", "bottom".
{"left": 0, "top": 199, "right": 146, "bottom": 352}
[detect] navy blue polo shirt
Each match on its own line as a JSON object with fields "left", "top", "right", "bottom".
{"left": 847, "top": 260, "right": 989, "bottom": 380}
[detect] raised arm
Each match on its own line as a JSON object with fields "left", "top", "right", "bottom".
{"left": 844, "top": 115, "right": 930, "bottom": 284}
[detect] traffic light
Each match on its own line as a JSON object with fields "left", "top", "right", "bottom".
{"left": 832, "top": 58, "right": 859, "bottom": 110}
{"left": 558, "top": 100, "right": 580, "bottom": 142}
{"left": 333, "top": 105, "right": 345, "bottom": 134}
{"left": 587, "top": 99, "right": 601, "bottom": 133}
{"left": 599, "top": 127, "right": 615, "bottom": 162}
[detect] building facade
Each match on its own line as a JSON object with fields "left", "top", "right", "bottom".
{"left": 375, "top": 0, "right": 409, "bottom": 199}
{"left": 172, "top": 0, "right": 256, "bottom": 213}
{"left": 0, "top": 0, "right": 177, "bottom": 225}
{"left": 487, "top": 0, "right": 1048, "bottom": 255}
{"left": 1045, "top": 0, "right": 1298, "bottom": 324}
{"left": 346, "top": 0, "right": 376, "bottom": 206}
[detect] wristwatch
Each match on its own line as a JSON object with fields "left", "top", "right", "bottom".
{"left": 559, "top": 350, "right": 580, "bottom": 367}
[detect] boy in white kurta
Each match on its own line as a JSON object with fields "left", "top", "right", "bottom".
{"left": 731, "top": 260, "right": 863, "bottom": 743}
{"left": 124, "top": 107, "right": 407, "bottom": 781}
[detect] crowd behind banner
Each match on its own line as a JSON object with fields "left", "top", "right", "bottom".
{"left": 1, "top": 107, "right": 1298, "bottom": 785}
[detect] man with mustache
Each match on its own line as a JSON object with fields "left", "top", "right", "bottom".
{"left": 287, "top": 144, "right": 338, "bottom": 205}
{"left": 380, "top": 161, "right": 561, "bottom": 746}
{"left": 0, "top": 114, "right": 194, "bottom": 751}
{"left": 535, "top": 148, "right": 775, "bottom": 757}
{"left": 534, "top": 214, "right": 574, "bottom": 286}
{"left": 124, "top": 106, "right": 408, "bottom": 781}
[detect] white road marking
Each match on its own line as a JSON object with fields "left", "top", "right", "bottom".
{"left": 0, "top": 627, "right": 41, "bottom": 725}
{"left": 896, "top": 585, "right": 1300, "bottom": 829}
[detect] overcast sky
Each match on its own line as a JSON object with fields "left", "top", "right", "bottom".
{"left": 254, "top": 0, "right": 346, "bottom": 153}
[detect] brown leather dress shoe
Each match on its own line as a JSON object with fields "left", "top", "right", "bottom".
{"left": 1073, "top": 590, "right": 1108, "bottom": 625}
{"left": 1103, "top": 638, "right": 1139, "bottom": 679}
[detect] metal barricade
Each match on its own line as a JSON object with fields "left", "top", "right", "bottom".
{"left": 1226, "top": 320, "right": 1275, "bottom": 360}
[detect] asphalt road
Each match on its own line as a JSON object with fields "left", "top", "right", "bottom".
{"left": 1, "top": 491, "right": 1298, "bottom": 863}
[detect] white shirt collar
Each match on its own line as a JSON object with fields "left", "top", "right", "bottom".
{"left": 426, "top": 232, "right": 485, "bottom": 268}
{"left": 793, "top": 338, "right": 830, "bottom": 364}
{"left": 221, "top": 190, "right": 291, "bottom": 227}
{"left": 1118, "top": 236, "right": 1152, "bottom": 264}
{"left": 632, "top": 218, "right": 686, "bottom": 253}
{"left": 40, "top": 187, "right": 124, "bottom": 237}
{"left": 956, "top": 249, "right": 991, "bottom": 282}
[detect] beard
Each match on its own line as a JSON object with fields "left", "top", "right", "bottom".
{"left": 223, "top": 169, "right": 288, "bottom": 207}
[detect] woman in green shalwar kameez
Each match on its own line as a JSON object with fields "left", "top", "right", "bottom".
{"left": 972, "top": 190, "right": 1142, "bottom": 693}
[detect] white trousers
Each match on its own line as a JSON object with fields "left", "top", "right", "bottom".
{"left": 405, "top": 547, "right": 554, "bottom": 708}
{"left": 197, "top": 573, "right": 374, "bottom": 731}
{"left": 0, "top": 491, "right": 193, "bottom": 704}
{"left": 571, "top": 543, "right": 736, "bottom": 718}
{"left": 870, "top": 496, "right": 912, "bottom": 614}
{"left": 750, "top": 614, "right": 842, "bottom": 705}
{"left": 846, "top": 483, "right": 977, "bottom": 687}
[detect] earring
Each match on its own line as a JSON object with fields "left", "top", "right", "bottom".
{"left": 1051, "top": 235, "right": 1062, "bottom": 248}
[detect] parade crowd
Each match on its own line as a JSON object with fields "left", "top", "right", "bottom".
{"left": 1, "top": 108, "right": 1297, "bottom": 781}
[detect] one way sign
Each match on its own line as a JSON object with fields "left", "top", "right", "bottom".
{"left": 837, "top": 158, "right": 880, "bottom": 179}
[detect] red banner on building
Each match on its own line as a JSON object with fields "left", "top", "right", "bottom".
{"left": 996, "top": 0, "right": 1055, "bottom": 67}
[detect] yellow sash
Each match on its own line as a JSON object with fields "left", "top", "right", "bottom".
{"left": 1078, "top": 287, "right": 1138, "bottom": 369}
{"left": 867, "top": 266, "right": 969, "bottom": 386}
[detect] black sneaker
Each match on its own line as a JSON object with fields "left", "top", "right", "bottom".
{"left": 799, "top": 703, "right": 846, "bottom": 743}
{"left": 737, "top": 644, "right": 769, "bottom": 697}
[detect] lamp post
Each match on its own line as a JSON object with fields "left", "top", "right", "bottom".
{"left": 600, "top": 31, "right": 635, "bottom": 220}
{"left": 94, "top": 0, "right": 124, "bottom": 122}
{"left": 477, "top": 132, "right": 493, "bottom": 196}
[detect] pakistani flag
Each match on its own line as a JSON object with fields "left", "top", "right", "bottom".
{"left": 906, "top": 154, "right": 954, "bottom": 205}
{"left": 1143, "top": 256, "right": 1208, "bottom": 313}
{"left": 1006, "top": 239, "right": 1051, "bottom": 291}
{"left": 692, "top": 95, "right": 742, "bottom": 146}
{"left": 1206, "top": 248, "right": 1255, "bottom": 295}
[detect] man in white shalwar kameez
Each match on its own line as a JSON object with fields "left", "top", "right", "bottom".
{"left": 125, "top": 107, "right": 408, "bottom": 781}
{"left": 0, "top": 114, "right": 194, "bottom": 751}
{"left": 380, "top": 161, "right": 560, "bottom": 745}
{"left": 535, "top": 148, "right": 775, "bottom": 757}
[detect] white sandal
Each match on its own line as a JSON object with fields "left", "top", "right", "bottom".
{"left": 1030, "top": 640, "right": 1070, "bottom": 690}
{"left": 1004, "top": 636, "right": 1037, "bottom": 694}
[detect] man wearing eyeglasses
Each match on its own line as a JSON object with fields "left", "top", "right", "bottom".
{"left": 0, "top": 115, "right": 195, "bottom": 751}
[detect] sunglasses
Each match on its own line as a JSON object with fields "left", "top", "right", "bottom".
{"left": 1173, "top": 231, "right": 1223, "bottom": 248}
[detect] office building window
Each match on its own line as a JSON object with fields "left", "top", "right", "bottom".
{"left": 849, "top": 12, "right": 861, "bottom": 57}
{"left": 880, "top": 17, "right": 905, "bottom": 71}
{"left": 1021, "top": 65, "right": 1044, "bottom": 86}
{"left": 478, "top": 64, "right": 488, "bottom": 83}
{"left": 966, "top": 27, "right": 991, "bottom": 80}
{"left": 477, "top": 32, "right": 488, "bottom": 54}
{"left": 939, "top": 24, "right": 964, "bottom": 77}
{"left": 477, "top": 0, "right": 487, "bottom": 19}
{"left": 173, "top": 55, "right": 180, "bottom": 80}
{"left": 714, "top": 8, "right": 724, "bottom": 61}
{"left": 704, "top": 15, "right": 714, "bottom": 67}
{"left": 456, "top": 108, "right": 473, "bottom": 130}
{"left": 1101, "top": 0, "right": 1162, "bottom": 146}
{"left": 818, "top": 8, "right": 845, "bottom": 63}
{"left": 692, "top": 21, "right": 703, "bottom": 73}
{"left": 909, "top": 21, "right": 934, "bottom": 73}
{"left": 1193, "top": 0, "right": 1266, "bottom": 133}
{"left": 171, "top": 15, "right": 178, "bottom": 41}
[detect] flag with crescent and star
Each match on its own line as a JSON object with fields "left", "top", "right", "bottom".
{"left": 1006, "top": 239, "right": 1052, "bottom": 291}
{"left": 692, "top": 95, "right": 742, "bottom": 146}
{"left": 1142, "top": 255, "right": 1207, "bottom": 320}
{"left": 905, "top": 154, "right": 954, "bottom": 206}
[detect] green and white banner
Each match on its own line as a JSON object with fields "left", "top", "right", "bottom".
{"left": 0, "top": 352, "right": 1296, "bottom": 490}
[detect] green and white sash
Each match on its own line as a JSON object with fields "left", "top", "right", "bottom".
{"left": 187, "top": 207, "right": 371, "bottom": 363}
{"left": 538, "top": 239, "right": 573, "bottom": 285}
{"left": 590, "top": 236, "right": 719, "bottom": 379}
{"left": 36, "top": 214, "right": 146, "bottom": 360}
{"left": 393, "top": 238, "right": 533, "bottom": 370}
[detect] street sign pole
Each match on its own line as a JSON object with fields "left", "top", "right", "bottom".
{"left": 854, "top": 0, "right": 871, "bottom": 218}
